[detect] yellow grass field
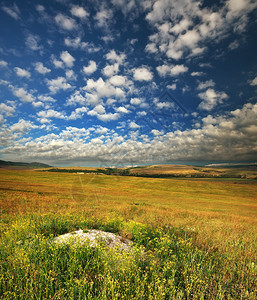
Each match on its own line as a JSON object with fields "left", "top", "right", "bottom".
{"left": 0, "top": 168, "right": 257, "bottom": 299}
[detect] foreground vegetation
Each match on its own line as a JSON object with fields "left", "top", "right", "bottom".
{"left": 0, "top": 169, "right": 256, "bottom": 299}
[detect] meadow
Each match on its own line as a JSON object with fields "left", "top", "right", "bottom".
{"left": 0, "top": 168, "right": 256, "bottom": 299}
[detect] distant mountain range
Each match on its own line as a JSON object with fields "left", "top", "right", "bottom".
{"left": 205, "top": 162, "right": 257, "bottom": 168}
{"left": 0, "top": 160, "right": 52, "bottom": 168}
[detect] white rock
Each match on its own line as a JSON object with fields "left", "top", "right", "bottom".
{"left": 53, "top": 229, "right": 133, "bottom": 251}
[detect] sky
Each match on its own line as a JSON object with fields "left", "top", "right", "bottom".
{"left": 0, "top": 0, "right": 257, "bottom": 167}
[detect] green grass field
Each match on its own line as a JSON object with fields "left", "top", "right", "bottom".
{"left": 0, "top": 169, "right": 256, "bottom": 299}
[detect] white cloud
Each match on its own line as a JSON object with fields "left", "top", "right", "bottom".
{"left": 111, "top": 0, "right": 146, "bottom": 16}
{"left": 65, "top": 37, "right": 82, "bottom": 48}
{"left": 228, "top": 40, "right": 240, "bottom": 50}
{"left": 94, "top": 7, "right": 113, "bottom": 28}
{"left": 12, "top": 87, "right": 34, "bottom": 103}
{"left": 97, "top": 112, "right": 120, "bottom": 122}
{"left": 65, "top": 70, "right": 77, "bottom": 81}
{"left": 0, "top": 60, "right": 8, "bottom": 67}
{"left": 3, "top": 102, "right": 257, "bottom": 164}
{"left": 60, "top": 51, "right": 75, "bottom": 68}
{"left": 145, "top": 43, "right": 158, "bottom": 53}
{"left": 83, "top": 77, "right": 125, "bottom": 101}
{"left": 167, "top": 83, "right": 177, "bottom": 90}
{"left": 64, "top": 37, "right": 92, "bottom": 50}
{"left": 152, "top": 129, "right": 164, "bottom": 136}
{"left": 109, "top": 75, "right": 126, "bottom": 86}
{"left": 10, "top": 119, "right": 37, "bottom": 133}
{"left": 46, "top": 77, "right": 73, "bottom": 94}
{"left": 34, "top": 62, "right": 51, "bottom": 74}
{"left": 0, "top": 103, "right": 15, "bottom": 117}
{"left": 69, "top": 107, "right": 88, "bottom": 120}
{"left": 250, "top": 76, "right": 257, "bottom": 86}
{"left": 106, "top": 50, "right": 126, "bottom": 64}
{"left": 170, "top": 65, "right": 188, "bottom": 76}
{"left": 38, "top": 95, "right": 56, "bottom": 102}
{"left": 83, "top": 60, "right": 97, "bottom": 75}
{"left": 0, "top": 114, "right": 4, "bottom": 124}
{"left": 2, "top": 4, "right": 20, "bottom": 20}
{"left": 66, "top": 91, "right": 87, "bottom": 106}
{"left": 102, "top": 63, "right": 119, "bottom": 77}
{"left": 130, "top": 97, "right": 143, "bottom": 105}
{"left": 156, "top": 65, "right": 170, "bottom": 77}
{"left": 116, "top": 106, "right": 129, "bottom": 114}
{"left": 25, "top": 34, "right": 41, "bottom": 51}
{"left": 88, "top": 107, "right": 120, "bottom": 121}
{"left": 71, "top": 5, "right": 89, "bottom": 19}
{"left": 37, "top": 109, "right": 66, "bottom": 119}
{"left": 53, "top": 58, "right": 64, "bottom": 69}
{"left": 137, "top": 111, "right": 147, "bottom": 116}
{"left": 156, "top": 64, "right": 188, "bottom": 77}
{"left": 133, "top": 67, "right": 153, "bottom": 81}
{"left": 14, "top": 67, "right": 31, "bottom": 78}
{"left": 191, "top": 72, "right": 205, "bottom": 77}
{"left": 91, "top": 104, "right": 106, "bottom": 114}
{"left": 36, "top": 5, "right": 45, "bottom": 12}
{"left": 198, "top": 88, "right": 228, "bottom": 111}
{"left": 55, "top": 13, "right": 77, "bottom": 30}
{"left": 197, "top": 80, "right": 215, "bottom": 90}
{"left": 129, "top": 121, "right": 140, "bottom": 129}
{"left": 145, "top": 0, "right": 257, "bottom": 60}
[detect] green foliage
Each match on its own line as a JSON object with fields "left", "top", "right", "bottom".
{"left": 0, "top": 214, "right": 256, "bottom": 299}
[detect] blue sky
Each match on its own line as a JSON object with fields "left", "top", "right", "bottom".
{"left": 0, "top": 0, "right": 257, "bottom": 167}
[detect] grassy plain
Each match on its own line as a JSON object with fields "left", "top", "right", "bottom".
{"left": 0, "top": 169, "right": 256, "bottom": 299}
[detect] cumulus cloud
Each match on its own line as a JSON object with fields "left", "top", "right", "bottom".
{"left": 116, "top": 106, "right": 130, "bottom": 114}
{"left": 191, "top": 72, "right": 205, "bottom": 77}
{"left": 102, "top": 63, "right": 119, "bottom": 77}
{"left": 12, "top": 87, "right": 34, "bottom": 103}
{"left": 133, "top": 67, "right": 153, "bottom": 81}
{"left": 145, "top": 0, "right": 257, "bottom": 60}
{"left": 25, "top": 34, "right": 42, "bottom": 51}
{"left": 2, "top": 102, "right": 257, "bottom": 164}
{"left": 0, "top": 60, "right": 8, "bottom": 68}
{"left": 52, "top": 58, "right": 64, "bottom": 69}
{"left": 69, "top": 107, "right": 88, "bottom": 120}
{"left": 34, "top": 62, "right": 51, "bottom": 74}
{"left": 37, "top": 109, "right": 66, "bottom": 119}
{"left": 130, "top": 97, "right": 144, "bottom": 105}
{"left": 65, "top": 70, "right": 77, "bottom": 81}
{"left": 14, "top": 67, "right": 31, "bottom": 78}
{"left": 71, "top": 5, "right": 89, "bottom": 19}
{"left": 66, "top": 91, "right": 87, "bottom": 106}
{"left": 83, "top": 60, "right": 97, "bottom": 75}
{"left": 106, "top": 50, "right": 126, "bottom": 64}
{"left": 167, "top": 84, "right": 176, "bottom": 90}
{"left": 109, "top": 75, "right": 126, "bottom": 86}
{"left": 55, "top": 13, "right": 77, "bottom": 30}
{"left": 197, "top": 80, "right": 215, "bottom": 90}
{"left": 83, "top": 77, "right": 125, "bottom": 103}
{"left": 10, "top": 119, "right": 37, "bottom": 133}
{"left": 46, "top": 77, "right": 73, "bottom": 94}
{"left": 94, "top": 7, "right": 113, "bottom": 28}
{"left": 88, "top": 105, "right": 120, "bottom": 121}
{"left": 198, "top": 88, "right": 228, "bottom": 111}
{"left": 129, "top": 121, "right": 140, "bottom": 129}
{"left": 60, "top": 51, "right": 75, "bottom": 68}
{"left": 250, "top": 76, "right": 257, "bottom": 86}
{"left": 0, "top": 103, "right": 15, "bottom": 117}
{"left": 156, "top": 64, "right": 188, "bottom": 77}
{"left": 65, "top": 37, "right": 82, "bottom": 48}
{"left": 64, "top": 37, "right": 94, "bottom": 50}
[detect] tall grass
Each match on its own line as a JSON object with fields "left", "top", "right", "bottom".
{"left": 0, "top": 170, "right": 256, "bottom": 299}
